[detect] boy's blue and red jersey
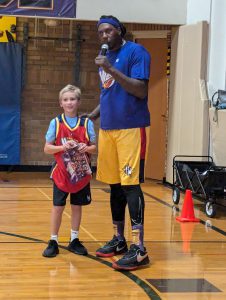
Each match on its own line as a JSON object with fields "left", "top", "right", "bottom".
{"left": 51, "top": 114, "right": 92, "bottom": 193}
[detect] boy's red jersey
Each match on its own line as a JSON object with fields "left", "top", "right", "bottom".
{"left": 51, "top": 114, "right": 92, "bottom": 193}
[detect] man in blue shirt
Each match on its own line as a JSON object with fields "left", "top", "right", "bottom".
{"left": 92, "top": 15, "right": 151, "bottom": 271}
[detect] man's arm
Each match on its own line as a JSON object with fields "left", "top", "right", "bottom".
{"left": 80, "top": 104, "right": 100, "bottom": 121}
{"left": 88, "top": 104, "right": 100, "bottom": 121}
{"left": 107, "top": 65, "right": 148, "bottom": 99}
{"left": 95, "top": 56, "right": 148, "bottom": 99}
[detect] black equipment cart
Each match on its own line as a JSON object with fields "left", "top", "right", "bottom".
{"left": 172, "top": 155, "right": 226, "bottom": 217}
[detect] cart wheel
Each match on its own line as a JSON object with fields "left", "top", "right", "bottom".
{"left": 172, "top": 187, "right": 180, "bottom": 204}
{"left": 205, "top": 201, "right": 216, "bottom": 218}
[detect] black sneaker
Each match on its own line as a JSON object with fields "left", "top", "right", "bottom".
{"left": 112, "top": 244, "right": 150, "bottom": 271}
{"left": 96, "top": 235, "right": 128, "bottom": 257}
{"left": 42, "top": 240, "right": 59, "bottom": 258}
{"left": 68, "top": 238, "right": 88, "bottom": 255}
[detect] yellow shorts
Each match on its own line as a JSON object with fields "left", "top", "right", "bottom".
{"left": 96, "top": 128, "right": 142, "bottom": 185}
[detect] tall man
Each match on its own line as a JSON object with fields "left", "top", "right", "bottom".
{"left": 93, "top": 15, "right": 151, "bottom": 271}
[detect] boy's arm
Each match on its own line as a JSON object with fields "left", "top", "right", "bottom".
{"left": 44, "top": 140, "right": 96, "bottom": 155}
{"left": 87, "top": 143, "right": 96, "bottom": 154}
{"left": 44, "top": 141, "right": 64, "bottom": 154}
{"left": 44, "top": 140, "right": 75, "bottom": 154}
{"left": 77, "top": 143, "right": 96, "bottom": 154}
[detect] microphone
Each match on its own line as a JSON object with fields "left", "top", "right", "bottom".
{"left": 100, "top": 44, "right": 109, "bottom": 56}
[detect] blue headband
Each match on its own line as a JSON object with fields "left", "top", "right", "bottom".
{"left": 97, "top": 18, "right": 121, "bottom": 29}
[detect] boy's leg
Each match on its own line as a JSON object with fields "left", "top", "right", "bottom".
{"left": 71, "top": 205, "right": 82, "bottom": 232}
{"left": 51, "top": 183, "right": 68, "bottom": 238}
{"left": 50, "top": 205, "right": 65, "bottom": 238}
{"left": 67, "top": 183, "right": 91, "bottom": 256}
{"left": 42, "top": 183, "right": 68, "bottom": 258}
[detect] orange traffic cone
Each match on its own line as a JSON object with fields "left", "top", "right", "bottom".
{"left": 176, "top": 189, "right": 200, "bottom": 222}
{"left": 179, "top": 222, "right": 196, "bottom": 253}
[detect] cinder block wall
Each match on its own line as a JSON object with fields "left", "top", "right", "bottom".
{"left": 16, "top": 18, "right": 172, "bottom": 166}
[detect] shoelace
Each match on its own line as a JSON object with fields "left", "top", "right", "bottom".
{"left": 105, "top": 236, "right": 118, "bottom": 247}
{"left": 123, "top": 246, "right": 137, "bottom": 258}
{"left": 49, "top": 240, "right": 57, "bottom": 247}
{"left": 71, "top": 239, "right": 82, "bottom": 246}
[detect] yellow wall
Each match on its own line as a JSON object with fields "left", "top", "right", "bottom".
{"left": 0, "top": 16, "right": 16, "bottom": 42}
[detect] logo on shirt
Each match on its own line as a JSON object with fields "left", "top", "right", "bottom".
{"left": 99, "top": 69, "right": 115, "bottom": 89}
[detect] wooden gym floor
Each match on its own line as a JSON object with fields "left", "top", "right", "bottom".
{"left": 0, "top": 172, "right": 226, "bottom": 300}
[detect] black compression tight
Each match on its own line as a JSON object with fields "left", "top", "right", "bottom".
{"left": 110, "top": 184, "right": 127, "bottom": 221}
{"left": 122, "top": 184, "right": 145, "bottom": 226}
{"left": 110, "top": 183, "right": 145, "bottom": 226}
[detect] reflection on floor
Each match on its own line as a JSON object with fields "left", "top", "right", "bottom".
{"left": 147, "top": 278, "right": 221, "bottom": 293}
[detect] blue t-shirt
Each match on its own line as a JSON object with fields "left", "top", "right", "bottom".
{"left": 46, "top": 116, "right": 96, "bottom": 143}
{"left": 99, "top": 41, "right": 151, "bottom": 130}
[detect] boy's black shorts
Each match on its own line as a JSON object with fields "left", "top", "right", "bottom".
{"left": 53, "top": 182, "right": 92, "bottom": 206}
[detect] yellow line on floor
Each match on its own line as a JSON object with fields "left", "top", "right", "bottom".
{"left": 37, "top": 187, "right": 51, "bottom": 200}
{"left": 38, "top": 187, "right": 107, "bottom": 249}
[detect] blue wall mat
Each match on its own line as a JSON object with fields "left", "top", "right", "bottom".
{"left": 0, "top": 43, "right": 22, "bottom": 165}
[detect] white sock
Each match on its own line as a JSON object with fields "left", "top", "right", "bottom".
{"left": 51, "top": 234, "right": 58, "bottom": 243}
{"left": 71, "top": 229, "right": 79, "bottom": 241}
